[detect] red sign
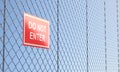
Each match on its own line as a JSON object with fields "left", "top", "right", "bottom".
{"left": 23, "top": 13, "right": 49, "bottom": 48}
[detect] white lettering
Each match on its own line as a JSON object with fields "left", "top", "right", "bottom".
{"left": 30, "top": 32, "right": 33, "bottom": 40}
{"left": 37, "top": 25, "right": 46, "bottom": 32}
{"left": 29, "top": 32, "right": 45, "bottom": 42}
{"left": 28, "top": 21, "right": 46, "bottom": 32}
{"left": 39, "top": 34, "right": 45, "bottom": 41}
{"left": 28, "top": 21, "right": 32, "bottom": 29}
{"left": 33, "top": 22, "right": 36, "bottom": 30}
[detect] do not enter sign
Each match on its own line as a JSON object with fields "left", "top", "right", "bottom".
{"left": 23, "top": 13, "right": 49, "bottom": 48}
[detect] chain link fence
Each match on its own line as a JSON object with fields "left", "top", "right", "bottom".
{"left": 0, "top": 0, "right": 4, "bottom": 72}
{"left": 2, "top": 0, "right": 58, "bottom": 72}
{"left": 0, "top": 0, "right": 120, "bottom": 72}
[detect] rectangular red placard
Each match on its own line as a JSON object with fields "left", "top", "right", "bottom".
{"left": 23, "top": 13, "right": 49, "bottom": 48}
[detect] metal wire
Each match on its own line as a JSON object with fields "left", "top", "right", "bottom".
{"left": 104, "top": 1, "right": 107, "bottom": 72}
{"left": 1, "top": 0, "right": 58, "bottom": 72}
{"left": 0, "top": 0, "right": 120, "bottom": 72}
{"left": 0, "top": 0, "right": 4, "bottom": 72}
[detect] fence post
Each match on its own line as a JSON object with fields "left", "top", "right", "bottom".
{"left": 85, "top": 0, "right": 89, "bottom": 72}
{"left": 3, "top": 0, "right": 6, "bottom": 72}
{"left": 57, "top": 0, "right": 60, "bottom": 72}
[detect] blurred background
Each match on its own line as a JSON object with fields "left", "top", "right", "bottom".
{"left": 0, "top": 0, "right": 120, "bottom": 72}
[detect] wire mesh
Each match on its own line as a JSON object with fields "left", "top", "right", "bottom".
{"left": 4, "top": 0, "right": 57, "bottom": 72}
{"left": 0, "top": 0, "right": 4, "bottom": 72}
{"left": 59, "top": 0, "right": 87, "bottom": 72}
{"left": 0, "top": 0, "right": 120, "bottom": 72}
{"left": 106, "top": 0, "right": 118, "bottom": 72}
{"left": 88, "top": 0, "right": 105, "bottom": 72}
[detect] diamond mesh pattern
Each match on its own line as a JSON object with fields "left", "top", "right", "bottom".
{"left": 106, "top": 0, "right": 118, "bottom": 72}
{"left": 59, "top": 0, "right": 87, "bottom": 72}
{"left": 4, "top": 0, "right": 57, "bottom": 72}
{"left": 0, "top": 0, "right": 120, "bottom": 72}
{"left": 0, "top": 0, "right": 4, "bottom": 72}
{"left": 88, "top": 0, "right": 105, "bottom": 72}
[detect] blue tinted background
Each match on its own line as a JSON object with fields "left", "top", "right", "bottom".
{"left": 0, "top": 0, "right": 120, "bottom": 72}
